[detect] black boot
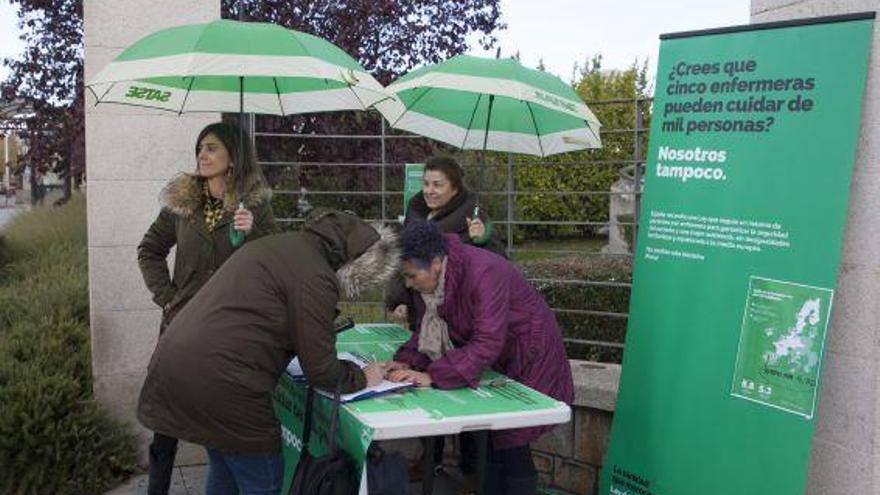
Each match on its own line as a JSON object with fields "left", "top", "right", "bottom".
{"left": 147, "top": 433, "right": 178, "bottom": 495}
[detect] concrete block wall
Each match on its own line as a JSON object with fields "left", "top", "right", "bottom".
{"left": 750, "top": 2, "right": 880, "bottom": 494}
{"left": 84, "top": 0, "right": 219, "bottom": 466}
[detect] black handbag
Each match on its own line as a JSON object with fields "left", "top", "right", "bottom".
{"left": 289, "top": 378, "right": 357, "bottom": 495}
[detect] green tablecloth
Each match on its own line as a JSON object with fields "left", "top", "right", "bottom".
{"left": 272, "top": 323, "right": 570, "bottom": 494}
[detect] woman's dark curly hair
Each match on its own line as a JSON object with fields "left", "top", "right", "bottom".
{"left": 402, "top": 220, "right": 447, "bottom": 268}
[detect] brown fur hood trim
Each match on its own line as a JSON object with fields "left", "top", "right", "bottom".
{"left": 336, "top": 223, "right": 400, "bottom": 298}
{"left": 159, "top": 173, "right": 272, "bottom": 218}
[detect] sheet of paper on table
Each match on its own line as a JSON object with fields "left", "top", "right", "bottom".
{"left": 285, "top": 351, "right": 412, "bottom": 403}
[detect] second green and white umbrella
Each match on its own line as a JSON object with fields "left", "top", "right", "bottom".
{"left": 87, "top": 19, "right": 386, "bottom": 115}
{"left": 376, "top": 55, "right": 602, "bottom": 158}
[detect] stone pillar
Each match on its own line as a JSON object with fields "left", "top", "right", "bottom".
{"left": 84, "top": 0, "right": 219, "bottom": 465}
{"left": 750, "top": 2, "right": 880, "bottom": 494}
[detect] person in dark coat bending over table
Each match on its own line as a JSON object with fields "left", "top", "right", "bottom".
{"left": 137, "top": 121, "right": 274, "bottom": 495}
{"left": 137, "top": 209, "right": 399, "bottom": 495}
{"left": 385, "top": 219, "right": 574, "bottom": 495}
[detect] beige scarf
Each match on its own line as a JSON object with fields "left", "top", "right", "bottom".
{"left": 417, "top": 257, "right": 454, "bottom": 361}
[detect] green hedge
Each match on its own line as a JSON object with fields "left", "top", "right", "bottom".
{"left": 0, "top": 243, "right": 90, "bottom": 332}
{"left": 0, "top": 195, "right": 136, "bottom": 495}
{"left": 520, "top": 255, "right": 632, "bottom": 363}
{"left": 514, "top": 161, "right": 622, "bottom": 240}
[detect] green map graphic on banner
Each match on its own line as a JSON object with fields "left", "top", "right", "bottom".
{"left": 731, "top": 277, "right": 833, "bottom": 419}
{"left": 600, "top": 14, "right": 873, "bottom": 495}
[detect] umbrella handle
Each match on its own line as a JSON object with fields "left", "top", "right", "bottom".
{"left": 229, "top": 202, "right": 246, "bottom": 248}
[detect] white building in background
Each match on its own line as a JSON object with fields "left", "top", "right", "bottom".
{"left": 0, "top": 97, "right": 30, "bottom": 199}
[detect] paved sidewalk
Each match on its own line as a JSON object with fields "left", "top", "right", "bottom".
{"left": 105, "top": 465, "right": 207, "bottom": 495}
{"left": 103, "top": 464, "right": 461, "bottom": 494}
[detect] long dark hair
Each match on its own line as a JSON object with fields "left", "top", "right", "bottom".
{"left": 195, "top": 122, "right": 265, "bottom": 195}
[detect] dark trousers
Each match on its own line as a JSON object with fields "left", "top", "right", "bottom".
{"left": 205, "top": 447, "right": 283, "bottom": 495}
{"left": 427, "top": 432, "right": 479, "bottom": 473}
{"left": 148, "top": 432, "right": 179, "bottom": 495}
{"left": 484, "top": 444, "right": 537, "bottom": 495}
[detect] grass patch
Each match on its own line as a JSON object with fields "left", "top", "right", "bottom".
{"left": 510, "top": 236, "right": 607, "bottom": 262}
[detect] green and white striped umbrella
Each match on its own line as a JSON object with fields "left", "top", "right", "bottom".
{"left": 87, "top": 19, "right": 387, "bottom": 115}
{"left": 375, "top": 55, "right": 602, "bottom": 157}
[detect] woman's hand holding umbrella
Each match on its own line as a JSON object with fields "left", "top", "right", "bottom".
{"left": 233, "top": 203, "right": 254, "bottom": 235}
{"left": 228, "top": 202, "right": 253, "bottom": 247}
{"left": 466, "top": 216, "right": 486, "bottom": 241}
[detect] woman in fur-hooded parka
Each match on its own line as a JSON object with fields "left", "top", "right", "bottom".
{"left": 137, "top": 126, "right": 274, "bottom": 333}
{"left": 137, "top": 209, "right": 400, "bottom": 454}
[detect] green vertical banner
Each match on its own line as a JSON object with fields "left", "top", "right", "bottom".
{"left": 601, "top": 14, "right": 873, "bottom": 495}
{"left": 403, "top": 163, "right": 424, "bottom": 216}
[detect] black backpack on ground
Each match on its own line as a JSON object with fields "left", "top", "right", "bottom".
{"left": 289, "top": 379, "right": 357, "bottom": 495}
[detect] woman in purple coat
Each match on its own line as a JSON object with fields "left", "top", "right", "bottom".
{"left": 385, "top": 220, "right": 574, "bottom": 495}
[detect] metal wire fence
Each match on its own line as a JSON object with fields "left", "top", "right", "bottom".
{"left": 252, "top": 97, "right": 650, "bottom": 363}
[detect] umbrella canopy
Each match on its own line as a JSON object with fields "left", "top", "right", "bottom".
{"left": 375, "top": 55, "right": 602, "bottom": 158}
{"left": 87, "top": 19, "right": 387, "bottom": 115}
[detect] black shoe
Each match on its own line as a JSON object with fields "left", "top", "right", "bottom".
{"left": 503, "top": 474, "right": 538, "bottom": 495}
{"left": 482, "top": 462, "right": 504, "bottom": 495}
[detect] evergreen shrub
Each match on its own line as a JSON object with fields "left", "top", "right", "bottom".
{"left": 0, "top": 195, "right": 135, "bottom": 494}
{"left": 520, "top": 255, "right": 633, "bottom": 363}
{"left": 0, "top": 235, "right": 8, "bottom": 269}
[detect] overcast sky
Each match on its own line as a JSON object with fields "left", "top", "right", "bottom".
{"left": 0, "top": 1, "right": 750, "bottom": 90}
{"left": 0, "top": 1, "right": 22, "bottom": 82}
{"left": 467, "top": 0, "right": 749, "bottom": 88}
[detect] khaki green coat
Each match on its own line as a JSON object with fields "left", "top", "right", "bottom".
{"left": 137, "top": 174, "right": 274, "bottom": 331}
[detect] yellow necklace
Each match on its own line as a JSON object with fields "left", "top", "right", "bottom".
{"left": 203, "top": 182, "right": 225, "bottom": 231}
